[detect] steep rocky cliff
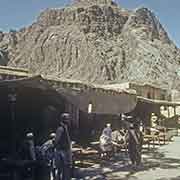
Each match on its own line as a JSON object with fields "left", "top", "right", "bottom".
{"left": 0, "top": 0, "right": 180, "bottom": 89}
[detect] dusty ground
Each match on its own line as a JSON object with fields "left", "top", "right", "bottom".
{"left": 73, "top": 136, "right": 180, "bottom": 180}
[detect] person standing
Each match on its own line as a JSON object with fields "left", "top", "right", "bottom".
{"left": 102, "top": 123, "right": 112, "bottom": 138}
{"left": 122, "top": 115, "right": 143, "bottom": 167}
{"left": 128, "top": 121, "right": 143, "bottom": 167}
{"left": 54, "top": 113, "right": 72, "bottom": 180}
{"left": 23, "top": 132, "right": 36, "bottom": 161}
{"left": 18, "top": 132, "right": 36, "bottom": 180}
{"left": 99, "top": 123, "right": 113, "bottom": 159}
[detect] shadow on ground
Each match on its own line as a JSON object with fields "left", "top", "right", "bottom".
{"left": 73, "top": 147, "right": 180, "bottom": 180}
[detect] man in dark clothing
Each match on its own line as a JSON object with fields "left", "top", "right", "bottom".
{"left": 128, "top": 123, "right": 143, "bottom": 166}
{"left": 20, "top": 133, "right": 36, "bottom": 161}
{"left": 55, "top": 113, "right": 72, "bottom": 180}
{"left": 17, "top": 132, "right": 37, "bottom": 180}
{"left": 123, "top": 116, "right": 143, "bottom": 167}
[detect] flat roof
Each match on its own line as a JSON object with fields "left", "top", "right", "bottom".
{"left": 138, "top": 96, "right": 180, "bottom": 106}
{"left": 0, "top": 65, "right": 30, "bottom": 77}
{"left": 0, "top": 75, "right": 137, "bottom": 114}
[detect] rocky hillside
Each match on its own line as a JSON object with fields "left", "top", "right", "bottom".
{"left": 0, "top": 0, "right": 180, "bottom": 89}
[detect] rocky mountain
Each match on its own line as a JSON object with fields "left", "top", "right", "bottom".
{"left": 0, "top": 0, "right": 180, "bottom": 89}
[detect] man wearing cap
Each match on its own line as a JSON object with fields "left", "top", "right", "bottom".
{"left": 122, "top": 115, "right": 143, "bottom": 167}
{"left": 54, "top": 113, "right": 72, "bottom": 180}
{"left": 128, "top": 121, "right": 143, "bottom": 167}
{"left": 41, "top": 133, "right": 56, "bottom": 180}
{"left": 20, "top": 132, "right": 36, "bottom": 161}
{"left": 18, "top": 132, "right": 36, "bottom": 180}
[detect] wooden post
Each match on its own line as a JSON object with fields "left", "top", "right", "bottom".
{"left": 167, "top": 106, "right": 170, "bottom": 118}
{"left": 8, "top": 87, "right": 17, "bottom": 180}
{"left": 75, "top": 107, "right": 79, "bottom": 128}
{"left": 8, "top": 87, "right": 17, "bottom": 157}
{"left": 174, "top": 106, "right": 176, "bottom": 116}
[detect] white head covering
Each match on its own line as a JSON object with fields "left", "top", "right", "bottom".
{"left": 26, "top": 132, "right": 34, "bottom": 138}
{"left": 50, "top": 133, "right": 56, "bottom": 138}
{"left": 106, "top": 123, "right": 111, "bottom": 127}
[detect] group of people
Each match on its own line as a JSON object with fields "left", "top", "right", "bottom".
{"left": 18, "top": 113, "right": 72, "bottom": 180}
{"left": 16, "top": 113, "right": 143, "bottom": 180}
{"left": 99, "top": 115, "right": 143, "bottom": 167}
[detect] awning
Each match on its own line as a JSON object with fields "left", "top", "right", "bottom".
{"left": 138, "top": 96, "right": 180, "bottom": 106}
{"left": 57, "top": 87, "right": 137, "bottom": 114}
{"left": 0, "top": 75, "right": 51, "bottom": 91}
{"left": 0, "top": 75, "right": 137, "bottom": 114}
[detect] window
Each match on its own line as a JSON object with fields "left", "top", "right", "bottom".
{"left": 147, "top": 92, "right": 151, "bottom": 99}
{"left": 161, "top": 94, "right": 166, "bottom": 100}
{"left": 88, "top": 102, "right": 93, "bottom": 114}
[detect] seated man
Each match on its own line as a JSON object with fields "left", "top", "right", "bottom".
{"left": 111, "top": 129, "right": 128, "bottom": 153}
{"left": 39, "top": 133, "right": 56, "bottom": 180}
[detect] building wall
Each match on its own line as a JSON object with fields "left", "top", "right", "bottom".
{"left": 129, "top": 83, "right": 168, "bottom": 100}
{"left": 171, "top": 90, "right": 180, "bottom": 102}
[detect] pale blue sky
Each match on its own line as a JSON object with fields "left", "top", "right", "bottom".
{"left": 0, "top": 0, "right": 180, "bottom": 47}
